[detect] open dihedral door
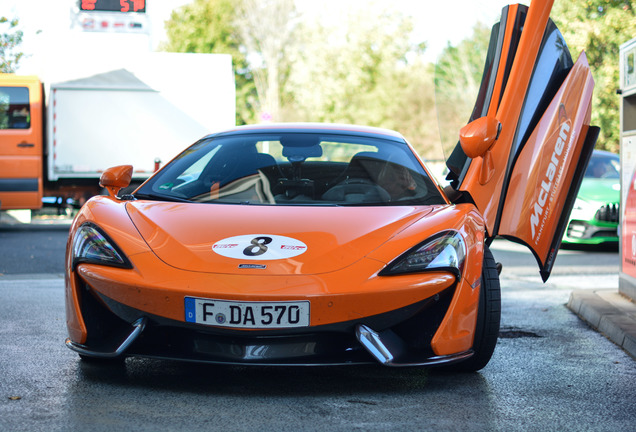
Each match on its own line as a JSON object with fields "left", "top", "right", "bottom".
{"left": 444, "top": 0, "right": 599, "bottom": 281}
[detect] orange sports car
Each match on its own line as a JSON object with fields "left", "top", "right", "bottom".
{"left": 65, "top": 1, "right": 598, "bottom": 371}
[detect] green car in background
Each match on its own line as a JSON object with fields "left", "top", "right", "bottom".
{"left": 563, "top": 150, "right": 620, "bottom": 246}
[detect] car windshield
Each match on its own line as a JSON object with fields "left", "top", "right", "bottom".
{"left": 136, "top": 132, "right": 446, "bottom": 206}
{"left": 584, "top": 152, "right": 620, "bottom": 179}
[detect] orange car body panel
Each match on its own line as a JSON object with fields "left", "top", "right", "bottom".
{"left": 485, "top": 3, "right": 520, "bottom": 119}
{"left": 65, "top": 196, "right": 485, "bottom": 356}
{"left": 0, "top": 75, "right": 44, "bottom": 209}
{"left": 125, "top": 202, "right": 433, "bottom": 275}
{"left": 455, "top": 0, "right": 596, "bottom": 279}
{"left": 498, "top": 53, "right": 594, "bottom": 270}
{"left": 461, "top": 0, "right": 555, "bottom": 217}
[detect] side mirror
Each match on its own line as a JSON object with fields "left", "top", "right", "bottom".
{"left": 459, "top": 116, "right": 501, "bottom": 158}
{"left": 100, "top": 165, "right": 133, "bottom": 198}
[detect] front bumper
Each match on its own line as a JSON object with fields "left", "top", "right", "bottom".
{"left": 66, "top": 278, "right": 473, "bottom": 367}
{"left": 563, "top": 219, "right": 618, "bottom": 244}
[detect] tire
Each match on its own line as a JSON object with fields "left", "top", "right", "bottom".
{"left": 442, "top": 245, "right": 501, "bottom": 372}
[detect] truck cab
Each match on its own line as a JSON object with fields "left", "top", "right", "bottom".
{"left": 0, "top": 75, "right": 44, "bottom": 210}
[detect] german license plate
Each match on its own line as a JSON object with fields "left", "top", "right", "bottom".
{"left": 184, "top": 297, "right": 310, "bottom": 329}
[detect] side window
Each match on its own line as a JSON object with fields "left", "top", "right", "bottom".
{"left": 512, "top": 20, "right": 573, "bottom": 156}
{"left": 0, "top": 86, "right": 31, "bottom": 130}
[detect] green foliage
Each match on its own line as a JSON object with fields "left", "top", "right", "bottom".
{"left": 0, "top": 17, "right": 24, "bottom": 73}
{"left": 552, "top": 0, "right": 636, "bottom": 153}
{"left": 163, "top": 1, "right": 440, "bottom": 153}
{"left": 162, "top": 0, "right": 257, "bottom": 125}
{"left": 282, "top": 6, "right": 441, "bottom": 158}
{"left": 379, "top": 59, "right": 442, "bottom": 160}
{"left": 234, "top": 0, "right": 299, "bottom": 122}
{"left": 284, "top": 8, "right": 416, "bottom": 123}
{"left": 434, "top": 24, "right": 492, "bottom": 156}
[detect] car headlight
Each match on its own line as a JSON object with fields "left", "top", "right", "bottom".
{"left": 72, "top": 223, "right": 132, "bottom": 269}
{"left": 380, "top": 231, "right": 466, "bottom": 277}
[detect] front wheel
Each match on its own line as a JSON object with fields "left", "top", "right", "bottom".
{"left": 443, "top": 245, "right": 501, "bottom": 372}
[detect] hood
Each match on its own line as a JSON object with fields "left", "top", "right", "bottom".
{"left": 578, "top": 178, "right": 620, "bottom": 203}
{"left": 126, "top": 202, "right": 433, "bottom": 275}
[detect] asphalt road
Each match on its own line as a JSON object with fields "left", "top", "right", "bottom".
{"left": 0, "top": 222, "right": 69, "bottom": 275}
{"left": 0, "top": 217, "right": 634, "bottom": 431}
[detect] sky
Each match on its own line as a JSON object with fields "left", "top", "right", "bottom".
{"left": 302, "top": 0, "right": 511, "bottom": 60}
{"left": 4, "top": 0, "right": 190, "bottom": 76}
{"left": 3, "top": 0, "right": 512, "bottom": 77}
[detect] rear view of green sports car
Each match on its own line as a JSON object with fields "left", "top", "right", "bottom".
{"left": 563, "top": 150, "right": 620, "bottom": 246}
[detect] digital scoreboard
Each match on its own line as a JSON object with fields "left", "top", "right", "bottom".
{"left": 79, "top": 0, "right": 146, "bottom": 13}
{"left": 74, "top": 0, "right": 148, "bottom": 33}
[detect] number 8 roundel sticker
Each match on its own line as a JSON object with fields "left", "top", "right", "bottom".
{"left": 212, "top": 234, "right": 308, "bottom": 260}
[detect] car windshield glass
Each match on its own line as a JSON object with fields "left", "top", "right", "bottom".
{"left": 584, "top": 153, "right": 620, "bottom": 179}
{"left": 136, "top": 132, "right": 446, "bottom": 206}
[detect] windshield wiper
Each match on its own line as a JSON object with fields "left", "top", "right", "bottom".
{"left": 133, "top": 192, "right": 191, "bottom": 203}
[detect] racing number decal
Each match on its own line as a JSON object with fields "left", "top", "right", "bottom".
{"left": 212, "top": 234, "right": 308, "bottom": 260}
{"left": 243, "top": 236, "right": 273, "bottom": 256}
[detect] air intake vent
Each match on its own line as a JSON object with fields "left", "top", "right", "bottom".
{"left": 595, "top": 203, "right": 619, "bottom": 223}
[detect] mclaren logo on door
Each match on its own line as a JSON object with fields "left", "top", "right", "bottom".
{"left": 530, "top": 117, "right": 572, "bottom": 242}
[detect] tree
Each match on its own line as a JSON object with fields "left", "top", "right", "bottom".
{"left": 162, "top": 0, "right": 257, "bottom": 125}
{"left": 285, "top": 6, "right": 414, "bottom": 123}
{"left": 234, "top": 0, "right": 299, "bottom": 122}
{"left": 282, "top": 5, "right": 442, "bottom": 158}
{"left": 0, "top": 17, "right": 24, "bottom": 73}
{"left": 434, "top": 23, "right": 492, "bottom": 157}
{"left": 552, "top": 0, "right": 636, "bottom": 153}
{"left": 381, "top": 57, "right": 443, "bottom": 160}
{"left": 162, "top": 0, "right": 446, "bottom": 159}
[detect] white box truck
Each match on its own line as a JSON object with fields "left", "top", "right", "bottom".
{"left": 0, "top": 52, "right": 235, "bottom": 212}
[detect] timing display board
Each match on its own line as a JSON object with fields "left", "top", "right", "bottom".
{"left": 74, "top": 0, "right": 148, "bottom": 33}
{"left": 79, "top": 0, "right": 146, "bottom": 13}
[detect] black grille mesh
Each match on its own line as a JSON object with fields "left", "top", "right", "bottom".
{"left": 595, "top": 203, "right": 619, "bottom": 223}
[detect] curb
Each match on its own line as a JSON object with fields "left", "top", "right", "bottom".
{"left": 567, "top": 289, "right": 636, "bottom": 359}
